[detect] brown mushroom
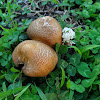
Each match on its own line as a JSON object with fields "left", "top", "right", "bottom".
{"left": 26, "top": 16, "right": 62, "bottom": 47}
{"left": 12, "top": 40, "right": 58, "bottom": 77}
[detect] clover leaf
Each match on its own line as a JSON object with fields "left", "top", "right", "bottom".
{"left": 66, "top": 65, "right": 76, "bottom": 76}
{"left": 76, "top": 62, "right": 92, "bottom": 78}
{"left": 81, "top": 77, "right": 96, "bottom": 88}
{"left": 69, "top": 81, "right": 85, "bottom": 93}
{"left": 69, "top": 53, "right": 81, "bottom": 66}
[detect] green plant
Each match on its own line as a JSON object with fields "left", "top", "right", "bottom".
{"left": 0, "top": 0, "right": 100, "bottom": 100}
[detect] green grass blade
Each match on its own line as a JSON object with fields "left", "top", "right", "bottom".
{"left": 80, "top": 45, "right": 100, "bottom": 54}
{"left": 14, "top": 83, "right": 31, "bottom": 100}
{"left": 28, "top": 0, "right": 33, "bottom": 3}
{"left": 20, "top": 19, "right": 27, "bottom": 33}
{"left": 2, "top": 82, "right": 7, "bottom": 100}
{"left": 56, "top": 43, "right": 60, "bottom": 53}
{"left": 14, "top": 20, "right": 18, "bottom": 30}
{"left": 0, "top": 25, "right": 10, "bottom": 34}
{"left": 68, "top": 46, "right": 82, "bottom": 56}
{"left": 60, "top": 67, "right": 65, "bottom": 88}
{"left": 7, "top": 0, "right": 12, "bottom": 16}
{"left": 49, "top": 0, "right": 58, "bottom": 4}
{"left": 12, "top": 72, "right": 22, "bottom": 95}
{"left": 0, "top": 87, "right": 25, "bottom": 99}
{"left": 2, "top": 82, "right": 7, "bottom": 92}
{"left": 35, "top": 85, "right": 47, "bottom": 100}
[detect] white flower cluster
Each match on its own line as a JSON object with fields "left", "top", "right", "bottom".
{"left": 62, "top": 27, "right": 75, "bottom": 46}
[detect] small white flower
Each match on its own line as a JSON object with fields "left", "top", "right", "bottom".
{"left": 62, "top": 27, "right": 75, "bottom": 46}
{"left": 62, "top": 27, "right": 75, "bottom": 42}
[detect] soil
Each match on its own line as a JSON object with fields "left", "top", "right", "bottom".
{"left": 14, "top": 0, "right": 82, "bottom": 28}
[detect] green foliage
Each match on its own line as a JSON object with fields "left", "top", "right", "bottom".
{"left": 0, "top": 86, "right": 25, "bottom": 99}
{"left": 60, "top": 67, "right": 65, "bottom": 88}
{"left": 66, "top": 65, "right": 76, "bottom": 76}
{"left": 58, "top": 45, "right": 68, "bottom": 55}
{"left": 69, "top": 81, "right": 85, "bottom": 93}
{"left": 14, "top": 83, "right": 31, "bottom": 100}
{"left": 76, "top": 62, "right": 92, "bottom": 78}
{"left": 35, "top": 85, "right": 47, "bottom": 100}
{"left": 0, "top": 0, "right": 100, "bottom": 100}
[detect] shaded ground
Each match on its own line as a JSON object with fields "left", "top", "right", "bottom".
{"left": 15, "top": 0, "right": 83, "bottom": 29}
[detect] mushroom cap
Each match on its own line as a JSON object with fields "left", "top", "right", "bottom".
{"left": 26, "top": 16, "right": 62, "bottom": 47}
{"left": 12, "top": 40, "right": 58, "bottom": 77}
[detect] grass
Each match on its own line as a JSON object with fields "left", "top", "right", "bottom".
{"left": 0, "top": 0, "right": 100, "bottom": 100}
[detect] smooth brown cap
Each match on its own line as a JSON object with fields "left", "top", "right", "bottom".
{"left": 26, "top": 16, "right": 62, "bottom": 47}
{"left": 12, "top": 40, "right": 58, "bottom": 77}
